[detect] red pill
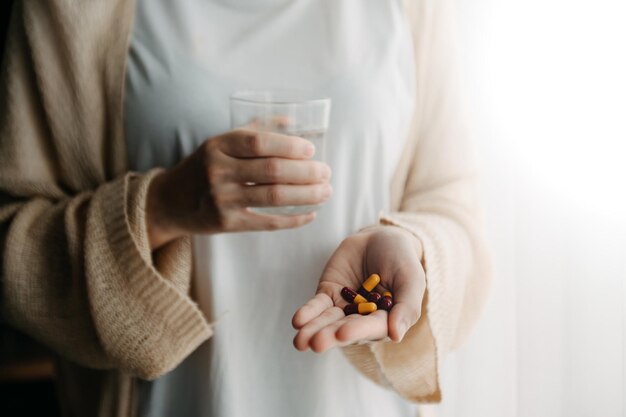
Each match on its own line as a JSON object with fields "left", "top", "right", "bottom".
{"left": 377, "top": 297, "right": 393, "bottom": 311}
{"left": 344, "top": 302, "right": 378, "bottom": 316}
{"left": 377, "top": 292, "right": 393, "bottom": 312}
{"left": 341, "top": 287, "right": 367, "bottom": 304}
{"left": 366, "top": 292, "right": 382, "bottom": 303}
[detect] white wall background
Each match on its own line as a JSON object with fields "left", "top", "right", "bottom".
{"left": 423, "top": 1, "right": 626, "bottom": 416}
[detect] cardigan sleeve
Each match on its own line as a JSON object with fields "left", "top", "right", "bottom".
{"left": 342, "top": 0, "right": 492, "bottom": 402}
{"left": 0, "top": 1, "right": 211, "bottom": 380}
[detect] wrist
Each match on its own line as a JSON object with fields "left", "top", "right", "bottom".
{"left": 392, "top": 224, "right": 423, "bottom": 255}
{"left": 146, "top": 171, "right": 184, "bottom": 249}
{"left": 360, "top": 223, "right": 424, "bottom": 260}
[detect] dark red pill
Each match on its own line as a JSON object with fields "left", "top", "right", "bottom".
{"left": 367, "top": 292, "right": 382, "bottom": 303}
{"left": 377, "top": 296, "right": 393, "bottom": 311}
{"left": 341, "top": 287, "right": 367, "bottom": 304}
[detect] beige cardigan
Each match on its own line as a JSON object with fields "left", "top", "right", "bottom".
{"left": 0, "top": 0, "right": 490, "bottom": 415}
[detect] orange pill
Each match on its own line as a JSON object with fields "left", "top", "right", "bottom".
{"left": 357, "top": 273, "right": 381, "bottom": 297}
{"left": 344, "top": 302, "right": 378, "bottom": 315}
{"left": 363, "top": 274, "right": 381, "bottom": 291}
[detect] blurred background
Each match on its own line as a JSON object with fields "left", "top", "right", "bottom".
{"left": 422, "top": 0, "right": 626, "bottom": 416}
{"left": 1, "top": 0, "right": 624, "bottom": 416}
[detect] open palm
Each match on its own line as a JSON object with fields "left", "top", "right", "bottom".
{"left": 292, "top": 226, "right": 426, "bottom": 353}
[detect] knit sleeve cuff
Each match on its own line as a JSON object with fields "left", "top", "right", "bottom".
{"left": 85, "top": 170, "right": 212, "bottom": 380}
{"left": 126, "top": 169, "right": 194, "bottom": 295}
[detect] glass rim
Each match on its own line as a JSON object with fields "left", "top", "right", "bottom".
{"left": 230, "top": 89, "right": 331, "bottom": 106}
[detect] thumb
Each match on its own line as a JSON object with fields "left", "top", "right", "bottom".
{"left": 387, "top": 267, "right": 426, "bottom": 342}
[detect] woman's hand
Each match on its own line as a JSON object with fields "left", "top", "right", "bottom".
{"left": 292, "top": 226, "right": 426, "bottom": 352}
{"left": 146, "top": 128, "right": 332, "bottom": 249}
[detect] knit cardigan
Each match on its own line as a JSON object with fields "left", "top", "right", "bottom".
{"left": 0, "top": 0, "right": 490, "bottom": 415}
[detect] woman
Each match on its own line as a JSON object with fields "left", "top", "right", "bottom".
{"left": 0, "top": 0, "right": 490, "bottom": 416}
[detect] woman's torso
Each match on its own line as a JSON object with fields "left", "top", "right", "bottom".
{"left": 124, "top": 0, "right": 416, "bottom": 416}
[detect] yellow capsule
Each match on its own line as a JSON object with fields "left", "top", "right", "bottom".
{"left": 354, "top": 294, "right": 368, "bottom": 304}
{"left": 358, "top": 302, "right": 378, "bottom": 314}
{"left": 383, "top": 291, "right": 393, "bottom": 298}
{"left": 344, "top": 302, "right": 378, "bottom": 315}
{"left": 363, "top": 274, "right": 381, "bottom": 292}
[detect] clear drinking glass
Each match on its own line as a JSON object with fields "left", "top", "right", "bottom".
{"left": 230, "top": 90, "right": 331, "bottom": 215}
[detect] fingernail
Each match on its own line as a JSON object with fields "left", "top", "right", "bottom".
{"left": 322, "top": 165, "right": 332, "bottom": 179}
{"left": 323, "top": 185, "right": 333, "bottom": 199}
{"left": 303, "top": 143, "right": 315, "bottom": 157}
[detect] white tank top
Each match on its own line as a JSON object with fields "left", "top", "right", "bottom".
{"left": 124, "top": 1, "right": 416, "bottom": 416}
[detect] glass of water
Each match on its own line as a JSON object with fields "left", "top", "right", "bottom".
{"left": 230, "top": 90, "right": 331, "bottom": 215}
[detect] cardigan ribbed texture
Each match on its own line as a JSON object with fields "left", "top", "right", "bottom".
{"left": 0, "top": 0, "right": 491, "bottom": 415}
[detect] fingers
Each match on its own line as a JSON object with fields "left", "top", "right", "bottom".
{"left": 387, "top": 268, "right": 425, "bottom": 342}
{"left": 293, "top": 288, "right": 390, "bottom": 353}
{"left": 237, "top": 184, "right": 333, "bottom": 207}
{"left": 213, "top": 182, "right": 332, "bottom": 209}
{"left": 295, "top": 311, "right": 389, "bottom": 353}
{"left": 308, "top": 318, "right": 349, "bottom": 353}
{"left": 291, "top": 266, "right": 425, "bottom": 353}
{"left": 232, "top": 158, "right": 331, "bottom": 185}
{"left": 293, "top": 306, "right": 345, "bottom": 351}
{"left": 237, "top": 211, "right": 317, "bottom": 231}
{"left": 334, "top": 310, "right": 388, "bottom": 345}
{"left": 220, "top": 129, "right": 316, "bottom": 159}
{"left": 292, "top": 293, "right": 334, "bottom": 329}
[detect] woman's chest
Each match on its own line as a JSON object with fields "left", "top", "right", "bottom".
{"left": 125, "top": 0, "right": 415, "bottom": 178}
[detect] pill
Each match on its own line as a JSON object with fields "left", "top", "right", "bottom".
{"left": 377, "top": 292, "right": 394, "bottom": 311}
{"left": 344, "top": 302, "right": 378, "bottom": 316}
{"left": 357, "top": 273, "right": 381, "bottom": 297}
{"left": 366, "top": 292, "right": 382, "bottom": 303}
{"left": 341, "top": 287, "right": 367, "bottom": 304}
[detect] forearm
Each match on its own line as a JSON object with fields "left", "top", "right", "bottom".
{"left": 1, "top": 171, "right": 211, "bottom": 379}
